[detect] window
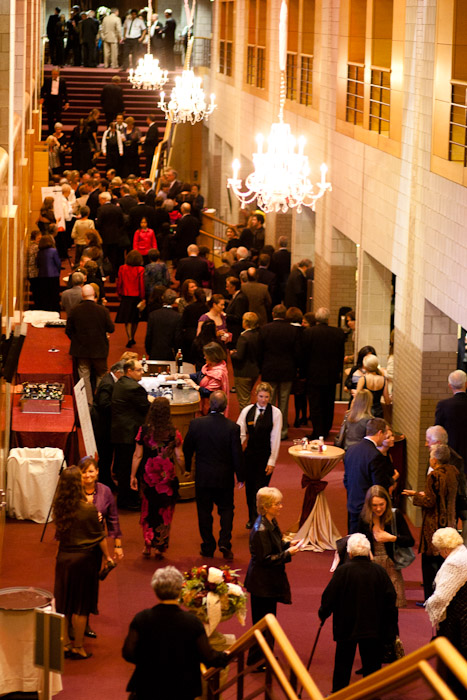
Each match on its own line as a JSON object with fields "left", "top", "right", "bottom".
{"left": 286, "top": 0, "right": 315, "bottom": 106}
{"left": 219, "top": 0, "right": 234, "bottom": 77}
{"left": 336, "top": 0, "right": 403, "bottom": 155}
{"left": 432, "top": 0, "right": 467, "bottom": 183}
{"left": 246, "top": 0, "right": 267, "bottom": 89}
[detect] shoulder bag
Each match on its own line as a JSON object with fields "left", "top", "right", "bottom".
{"left": 391, "top": 508, "right": 415, "bottom": 570}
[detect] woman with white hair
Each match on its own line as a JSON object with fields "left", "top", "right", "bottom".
{"left": 425, "top": 527, "right": 467, "bottom": 658}
{"left": 123, "top": 566, "right": 227, "bottom": 699}
{"left": 356, "top": 354, "right": 391, "bottom": 417}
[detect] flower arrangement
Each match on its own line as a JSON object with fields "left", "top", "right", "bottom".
{"left": 181, "top": 565, "right": 247, "bottom": 634}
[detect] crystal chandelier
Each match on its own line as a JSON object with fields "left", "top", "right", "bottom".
{"left": 128, "top": 3, "right": 168, "bottom": 90}
{"left": 157, "top": 0, "right": 216, "bottom": 123}
{"left": 158, "top": 70, "right": 216, "bottom": 123}
{"left": 227, "top": 1, "right": 331, "bottom": 214}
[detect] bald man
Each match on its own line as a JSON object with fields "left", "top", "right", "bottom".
{"left": 66, "top": 284, "right": 115, "bottom": 404}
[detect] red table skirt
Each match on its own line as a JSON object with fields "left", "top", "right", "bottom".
{"left": 16, "top": 325, "right": 74, "bottom": 394}
{"left": 11, "top": 395, "right": 79, "bottom": 465}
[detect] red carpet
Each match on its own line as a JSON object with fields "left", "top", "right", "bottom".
{"left": 2, "top": 313, "right": 432, "bottom": 698}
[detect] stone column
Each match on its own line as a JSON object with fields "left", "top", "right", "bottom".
{"left": 356, "top": 251, "right": 392, "bottom": 364}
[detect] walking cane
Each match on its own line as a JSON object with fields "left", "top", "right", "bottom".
{"left": 297, "top": 620, "right": 325, "bottom": 698}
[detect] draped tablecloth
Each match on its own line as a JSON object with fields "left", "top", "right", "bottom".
{"left": 16, "top": 325, "right": 74, "bottom": 394}
{"left": 288, "top": 445, "right": 344, "bottom": 552}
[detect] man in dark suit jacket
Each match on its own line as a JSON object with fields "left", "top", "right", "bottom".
{"left": 175, "top": 244, "right": 210, "bottom": 286}
{"left": 231, "top": 313, "right": 261, "bottom": 410}
{"left": 259, "top": 304, "right": 301, "bottom": 440}
{"left": 145, "top": 289, "right": 182, "bottom": 359}
{"left": 91, "top": 360, "right": 124, "bottom": 488}
{"left": 230, "top": 247, "right": 253, "bottom": 277}
{"left": 239, "top": 213, "right": 265, "bottom": 254}
{"left": 343, "top": 418, "right": 393, "bottom": 533}
{"left": 129, "top": 192, "right": 158, "bottom": 235}
{"left": 40, "top": 68, "right": 69, "bottom": 134}
{"left": 79, "top": 11, "right": 99, "bottom": 66}
{"left": 163, "top": 168, "right": 183, "bottom": 199}
{"left": 87, "top": 179, "right": 108, "bottom": 220}
{"left": 319, "top": 532, "right": 398, "bottom": 692}
{"left": 270, "top": 237, "right": 291, "bottom": 303}
{"left": 117, "top": 185, "right": 138, "bottom": 215}
{"left": 96, "top": 192, "right": 125, "bottom": 281}
{"left": 241, "top": 267, "right": 271, "bottom": 326}
{"left": 183, "top": 391, "right": 244, "bottom": 558}
{"left": 171, "top": 203, "right": 200, "bottom": 262}
{"left": 162, "top": 9, "right": 177, "bottom": 70}
{"left": 66, "top": 285, "right": 115, "bottom": 405}
{"left": 284, "top": 259, "right": 312, "bottom": 312}
{"left": 143, "top": 115, "right": 160, "bottom": 177}
{"left": 256, "top": 254, "right": 277, "bottom": 300}
{"left": 434, "top": 370, "right": 467, "bottom": 466}
{"left": 303, "top": 307, "right": 346, "bottom": 441}
{"left": 111, "top": 358, "right": 152, "bottom": 509}
{"left": 100, "top": 75, "right": 125, "bottom": 125}
{"left": 225, "top": 276, "right": 249, "bottom": 346}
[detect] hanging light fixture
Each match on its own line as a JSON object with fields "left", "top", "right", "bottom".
{"left": 227, "top": 1, "right": 331, "bottom": 213}
{"left": 128, "top": 2, "right": 168, "bottom": 90}
{"left": 157, "top": 0, "right": 216, "bottom": 123}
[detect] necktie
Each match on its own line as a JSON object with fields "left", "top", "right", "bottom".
{"left": 257, "top": 408, "right": 265, "bottom": 422}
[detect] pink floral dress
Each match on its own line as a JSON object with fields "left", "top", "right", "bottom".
{"left": 135, "top": 426, "right": 181, "bottom": 552}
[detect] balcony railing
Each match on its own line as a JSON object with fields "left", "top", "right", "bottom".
{"left": 370, "top": 66, "right": 391, "bottom": 134}
{"left": 449, "top": 79, "right": 467, "bottom": 166}
{"left": 346, "top": 62, "right": 364, "bottom": 126}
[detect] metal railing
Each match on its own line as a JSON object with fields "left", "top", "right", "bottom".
{"left": 449, "top": 79, "right": 467, "bottom": 166}
{"left": 346, "top": 62, "right": 365, "bottom": 126}
{"left": 201, "top": 614, "right": 467, "bottom": 700}
{"left": 369, "top": 66, "right": 391, "bottom": 134}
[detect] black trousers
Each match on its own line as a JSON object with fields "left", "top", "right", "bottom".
{"left": 332, "top": 638, "right": 382, "bottom": 692}
{"left": 247, "top": 595, "right": 277, "bottom": 665}
{"left": 307, "top": 384, "right": 336, "bottom": 439}
{"left": 45, "top": 96, "right": 63, "bottom": 135}
{"left": 245, "top": 468, "right": 271, "bottom": 524}
{"left": 195, "top": 486, "right": 234, "bottom": 554}
{"left": 421, "top": 553, "right": 444, "bottom": 601}
{"left": 122, "top": 37, "right": 141, "bottom": 69}
{"left": 113, "top": 442, "right": 139, "bottom": 508}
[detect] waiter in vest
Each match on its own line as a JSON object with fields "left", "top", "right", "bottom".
{"left": 237, "top": 382, "right": 282, "bottom": 529}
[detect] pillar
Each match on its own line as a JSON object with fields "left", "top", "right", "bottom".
{"left": 356, "top": 251, "right": 392, "bottom": 364}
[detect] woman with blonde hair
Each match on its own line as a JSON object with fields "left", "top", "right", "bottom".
{"left": 356, "top": 354, "right": 391, "bottom": 417}
{"left": 335, "top": 389, "right": 373, "bottom": 450}
{"left": 358, "top": 485, "right": 414, "bottom": 606}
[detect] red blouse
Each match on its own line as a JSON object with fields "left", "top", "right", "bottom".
{"left": 117, "top": 264, "right": 145, "bottom": 298}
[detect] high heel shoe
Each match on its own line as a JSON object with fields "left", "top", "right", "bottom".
{"left": 70, "top": 647, "right": 93, "bottom": 660}
{"left": 142, "top": 545, "right": 151, "bottom": 558}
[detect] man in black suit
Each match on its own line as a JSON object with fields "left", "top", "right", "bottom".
{"left": 111, "top": 358, "right": 153, "bottom": 509}
{"left": 225, "top": 276, "right": 249, "bottom": 346}
{"left": 145, "top": 289, "right": 182, "bottom": 359}
{"left": 66, "top": 284, "right": 115, "bottom": 405}
{"left": 162, "top": 8, "right": 177, "bottom": 70}
{"left": 239, "top": 213, "right": 265, "bottom": 254}
{"left": 183, "top": 391, "right": 244, "bottom": 559}
{"left": 241, "top": 267, "right": 271, "bottom": 327}
{"left": 434, "top": 369, "right": 467, "bottom": 466}
{"left": 129, "top": 191, "right": 158, "bottom": 235}
{"left": 303, "top": 306, "right": 346, "bottom": 440}
{"left": 79, "top": 10, "right": 99, "bottom": 66}
{"left": 284, "top": 258, "right": 312, "bottom": 312}
{"left": 171, "top": 203, "right": 200, "bottom": 263}
{"left": 319, "top": 532, "right": 398, "bottom": 692}
{"left": 175, "top": 244, "right": 210, "bottom": 287}
{"left": 343, "top": 418, "right": 393, "bottom": 533}
{"left": 87, "top": 178, "right": 108, "bottom": 220}
{"left": 256, "top": 254, "right": 277, "bottom": 301}
{"left": 47, "top": 8, "right": 61, "bottom": 64}
{"left": 100, "top": 75, "right": 125, "bottom": 126}
{"left": 40, "top": 68, "right": 69, "bottom": 134}
{"left": 143, "top": 115, "right": 160, "bottom": 177}
{"left": 230, "top": 246, "right": 253, "bottom": 278}
{"left": 96, "top": 191, "right": 125, "bottom": 281}
{"left": 117, "top": 184, "right": 138, "bottom": 215}
{"left": 91, "top": 360, "right": 124, "bottom": 488}
{"left": 259, "top": 304, "right": 301, "bottom": 440}
{"left": 270, "top": 236, "right": 291, "bottom": 304}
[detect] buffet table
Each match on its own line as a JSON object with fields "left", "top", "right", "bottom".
{"left": 288, "top": 445, "right": 344, "bottom": 552}
{"left": 16, "top": 325, "right": 73, "bottom": 394}
{"left": 11, "top": 394, "right": 79, "bottom": 465}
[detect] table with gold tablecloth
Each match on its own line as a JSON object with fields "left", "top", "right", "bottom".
{"left": 288, "top": 445, "right": 344, "bottom": 552}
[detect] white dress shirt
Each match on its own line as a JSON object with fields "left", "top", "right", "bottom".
{"left": 237, "top": 402, "right": 282, "bottom": 466}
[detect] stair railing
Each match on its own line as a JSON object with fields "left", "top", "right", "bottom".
{"left": 200, "top": 614, "right": 467, "bottom": 700}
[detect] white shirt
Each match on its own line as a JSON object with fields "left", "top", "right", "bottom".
{"left": 124, "top": 16, "right": 146, "bottom": 39}
{"left": 237, "top": 403, "right": 282, "bottom": 466}
{"left": 51, "top": 78, "right": 60, "bottom": 96}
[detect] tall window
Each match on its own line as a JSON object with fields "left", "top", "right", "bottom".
{"left": 286, "top": 0, "right": 315, "bottom": 106}
{"left": 449, "top": 0, "right": 467, "bottom": 165}
{"left": 246, "top": 0, "right": 267, "bottom": 89}
{"left": 337, "top": 0, "right": 403, "bottom": 154}
{"left": 219, "top": 0, "right": 234, "bottom": 77}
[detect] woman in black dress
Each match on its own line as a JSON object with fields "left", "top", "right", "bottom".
{"left": 121, "top": 116, "right": 141, "bottom": 177}
{"left": 53, "top": 466, "right": 113, "bottom": 659}
{"left": 245, "top": 486, "right": 303, "bottom": 668}
{"left": 85, "top": 108, "right": 101, "bottom": 151}
{"left": 69, "top": 118, "right": 95, "bottom": 173}
{"left": 102, "top": 121, "right": 124, "bottom": 174}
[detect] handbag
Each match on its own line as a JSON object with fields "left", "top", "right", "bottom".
{"left": 391, "top": 508, "right": 416, "bottom": 570}
{"left": 334, "top": 414, "right": 348, "bottom": 448}
{"left": 382, "top": 635, "right": 405, "bottom": 663}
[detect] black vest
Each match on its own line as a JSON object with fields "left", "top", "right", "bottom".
{"left": 245, "top": 403, "right": 273, "bottom": 461}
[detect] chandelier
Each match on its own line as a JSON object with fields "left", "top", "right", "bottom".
{"left": 128, "top": 3, "right": 168, "bottom": 90}
{"left": 158, "top": 70, "right": 216, "bottom": 123}
{"left": 227, "top": 1, "right": 331, "bottom": 214}
{"left": 157, "top": 0, "right": 216, "bottom": 123}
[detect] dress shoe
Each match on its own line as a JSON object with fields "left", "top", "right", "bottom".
{"left": 245, "top": 521, "right": 254, "bottom": 529}
{"left": 200, "top": 549, "right": 215, "bottom": 557}
{"left": 84, "top": 626, "right": 97, "bottom": 639}
{"left": 220, "top": 546, "right": 234, "bottom": 560}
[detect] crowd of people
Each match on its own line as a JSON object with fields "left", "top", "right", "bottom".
{"left": 46, "top": 6, "right": 178, "bottom": 71}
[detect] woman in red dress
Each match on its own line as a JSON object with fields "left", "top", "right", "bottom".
{"left": 115, "top": 249, "right": 145, "bottom": 347}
